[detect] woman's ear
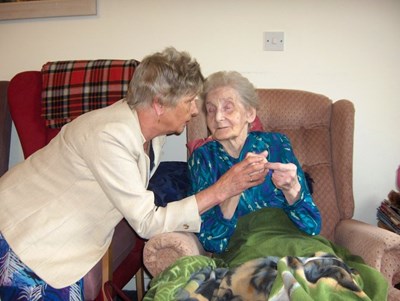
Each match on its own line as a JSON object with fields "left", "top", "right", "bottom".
{"left": 246, "top": 107, "right": 257, "bottom": 123}
{"left": 152, "top": 97, "right": 165, "bottom": 117}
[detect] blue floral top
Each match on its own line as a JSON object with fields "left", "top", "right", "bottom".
{"left": 188, "top": 131, "right": 321, "bottom": 253}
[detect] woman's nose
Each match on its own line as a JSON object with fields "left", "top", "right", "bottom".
{"left": 215, "top": 109, "right": 224, "bottom": 121}
{"left": 191, "top": 100, "right": 199, "bottom": 116}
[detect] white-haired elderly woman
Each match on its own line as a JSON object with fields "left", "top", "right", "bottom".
{"left": 188, "top": 71, "right": 321, "bottom": 254}
{"left": 0, "top": 50, "right": 268, "bottom": 300}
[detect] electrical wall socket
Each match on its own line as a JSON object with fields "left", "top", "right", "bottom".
{"left": 263, "top": 32, "right": 284, "bottom": 51}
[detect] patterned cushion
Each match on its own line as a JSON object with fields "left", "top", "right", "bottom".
{"left": 41, "top": 59, "right": 140, "bottom": 128}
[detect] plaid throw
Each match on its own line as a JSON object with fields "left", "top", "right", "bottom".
{"left": 41, "top": 59, "right": 140, "bottom": 128}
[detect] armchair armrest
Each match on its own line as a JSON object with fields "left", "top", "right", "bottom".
{"left": 335, "top": 219, "right": 400, "bottom": 300}
{"left": 143, "top": 232, "right": 209, "bottom": 277}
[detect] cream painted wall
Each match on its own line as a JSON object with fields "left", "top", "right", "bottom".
{"left": 1, "top": 0, "right": 399, "bottom": 225}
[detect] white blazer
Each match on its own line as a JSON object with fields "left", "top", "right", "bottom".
{"left": 0, "top": 100, "right": 200, "bottom": 288}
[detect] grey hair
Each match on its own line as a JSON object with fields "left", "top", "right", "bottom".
{"left": 201, "top": 71, "right": 258, "bottom": 110}
{"left": 126, "top": 47, "right": 204, "bottom": 109}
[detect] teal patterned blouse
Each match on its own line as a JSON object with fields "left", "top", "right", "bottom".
{"left": 188, "top": 131, "right": 321, "bottom": 253}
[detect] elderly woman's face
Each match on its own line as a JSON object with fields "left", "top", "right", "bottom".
{"left": 205, "top": 86, "right": 255, "bottom": 143}
{"left": 162, "top": 94, "right": 199, "bottom": 135}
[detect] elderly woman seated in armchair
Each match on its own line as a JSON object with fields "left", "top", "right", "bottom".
{"left": 143, "top": 71, "right": 388, "bottom": 301}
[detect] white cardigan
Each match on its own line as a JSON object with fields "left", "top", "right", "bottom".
{"left": 0, "top": 100, "right": 200, "bottom": 288}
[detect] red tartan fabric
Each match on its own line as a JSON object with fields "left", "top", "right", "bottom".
{"left": 41, "top": 59, "right": 140, "bottom": 128}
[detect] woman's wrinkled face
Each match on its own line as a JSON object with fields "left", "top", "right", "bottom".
{"left": 163, "top": 94, "right": 199, "bottom": 135}
{"left": 205, "top": 86, "right": 255, "bottom": 143}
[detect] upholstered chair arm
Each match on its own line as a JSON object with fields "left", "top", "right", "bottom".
{"left": 143, "top": 232, "right": 209, "bottom": 277}
{"left": 335, "top": 219, "right": 400, "bottom": 300}
{"left": 331, "top": 99, "right": 355, "bottom": 220}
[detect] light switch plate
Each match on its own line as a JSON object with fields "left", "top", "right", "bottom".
{"left": 263, "top": 32, "right": 284, "bottom": 51}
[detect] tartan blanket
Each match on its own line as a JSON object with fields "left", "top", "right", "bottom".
{"left": 41, "top": 59, "right": 139, "bottom": 128}
{"left": 144, "top": 208, "right": 388, "bottom": 301}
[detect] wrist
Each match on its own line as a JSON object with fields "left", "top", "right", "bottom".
{"left": 196, "top": 183, "right": 227, "bottom": 214}
{"left": 284, "top": 182, "right": 301, "bottom": 205}
{"left": 212, "top": 181, "right": 228, "bottom": 205}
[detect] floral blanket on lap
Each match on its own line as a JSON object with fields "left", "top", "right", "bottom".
{"left": 144, "top": 208, "right": 388, "bottom": 301}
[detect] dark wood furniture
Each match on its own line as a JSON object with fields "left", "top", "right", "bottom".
{"left": 0, "top": 81, "right": 11, "bottom": 177}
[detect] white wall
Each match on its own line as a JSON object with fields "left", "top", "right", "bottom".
{"left": 1, "top": 0, "right": 399, "bottom": 225}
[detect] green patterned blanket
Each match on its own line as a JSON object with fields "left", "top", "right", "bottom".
{"left": 144, "top": 208, "right": 388, "bottom": 301}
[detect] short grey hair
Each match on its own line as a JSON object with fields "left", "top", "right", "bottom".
{"left": 126, "top": 47, "right": 204, "bottom": 109}
{"left": 201, "top": 71, "right": 258, "bottom": 110}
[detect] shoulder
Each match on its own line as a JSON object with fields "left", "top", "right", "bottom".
{"left": 248, "top": 131, "right": 288, "bottom": 141}
{"left": 67, "top": 99, "right": 134, "bottom": 130}
{"left": 188, "top": 140, "right": 221, "bottom": 168}
{"left": 247, "top": 132, "right": 293, "bottom": 153}
{"left": 191, "top": 139, "right": 219, "bottom": 156}
{"left": 65, "top": 100, "right": 144, "bottom": 150}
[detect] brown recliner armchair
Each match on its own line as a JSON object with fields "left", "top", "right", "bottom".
{"left": 143, "top": 89, "right": 400, "bottom": 300}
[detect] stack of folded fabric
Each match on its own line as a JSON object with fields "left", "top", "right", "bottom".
{"left": 377, "top": 190, "right": 400, "bottom": 234}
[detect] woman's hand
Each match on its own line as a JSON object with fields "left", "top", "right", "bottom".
{"left": 219, "top": 151, "right": 269, "bottom": 219}
{"left": 265, "top": 162, "right": 301, "bottom": 205}
{"left": 196, "top": 152, "right": 268, "bottom": 214}
{"left": 217, "top": 151, "right": 268, "bottom": 196}
{"left": 245, "top": 151, "right": 270, "bottom": 181}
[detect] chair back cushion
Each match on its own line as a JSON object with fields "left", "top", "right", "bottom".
{"left": 8, "top": 59, "right": 139, "bottom": 158}
{"left": 187, "top": 89, "right": 355, "bottom": 240}
{"left": 41, "top": 59, "right": 139, "bottom": 128}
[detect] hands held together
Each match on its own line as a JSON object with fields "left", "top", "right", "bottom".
{"left": 199, "top": 150, "right": 302, "bottom": 215}
{"left": 241, "top": 151, "right": 301, "bottom": 204}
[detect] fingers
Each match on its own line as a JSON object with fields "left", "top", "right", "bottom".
{"left": 246, "top": 172, "right": 266, "bottom": 186}
{"left": 221, "top": 155, "right": 301, "bottom": 205}
{"left": 244, "top": 163, "right": 268, "bottom": 186}
{"left": 265, "top": 161, "right": 293, "bottom": 172}
{"left": 219, "top": 152, "right": 270, "bottom": 197}
{"left": 243, "top": 159, "right": 268, "bottom": 179}
{"left": 243, "top": 152, "right": 268, "bottom": 169}
{"left": 245, "top": 150, "right": 268, "bottom": 159}
{"left": 238, "top": 152, "right": 269, "bottom": 186}
{"left": 244, "top": 151, "right": 269, "bottom": 176}
{"left": 266, "top": 162, "right": 299, "bottom": 192}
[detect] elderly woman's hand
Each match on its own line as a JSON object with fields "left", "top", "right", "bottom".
{"left": 265, "top": 162, "right": 301, "bottom": 205}
{"left": 196, "top": 152, "right": 269, "bottom": 214}
{"left": 217, "top": 151, "right": 269, "bottom": 219}
{"left": 217, "top": 152, "right": 268, "bottom": 194}
{"left": 243, "top": 151, "right": 269, "bottom": 184}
